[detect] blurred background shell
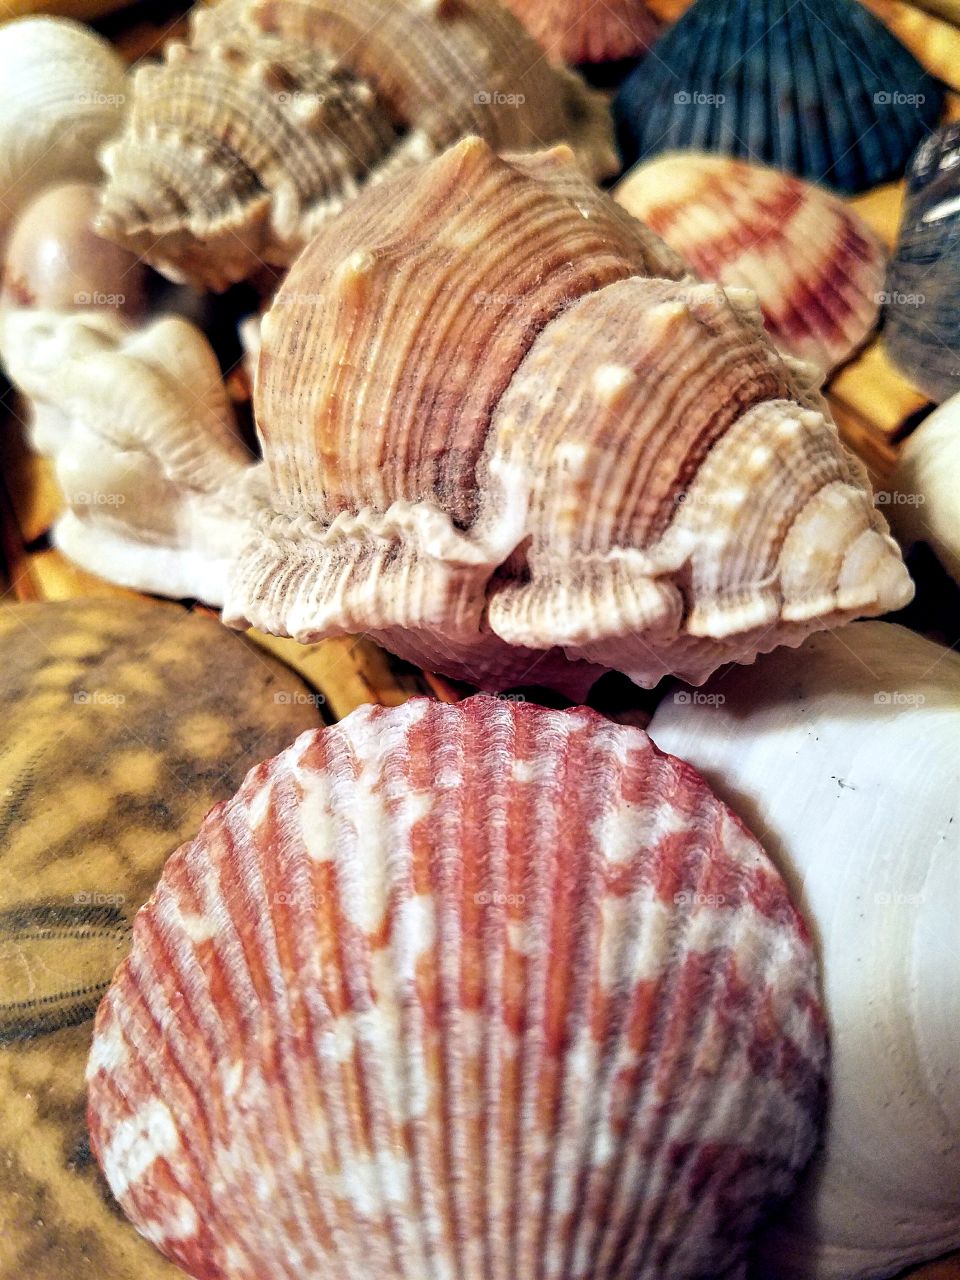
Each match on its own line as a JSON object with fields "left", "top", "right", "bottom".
{"left": 650, "top": 622, "right": 960, "bottom": 1280}
{"left": 500, "top": 0, "right": 660, "bottom": 65}
{"left": 614, "top": 153, "right": 887, "bottom": 374}
{"left": 890, "top": 392, "right": 960, "bottom": 583}
{"left": 614, "top": 0, "right": 944, "bottom": 192}
{"left": 0, "top": 598, "right": 322, "bottom": 1280}
{"left": 87, "top": 695, "right": 827, "bottom": 1280}
{"left": 883, "top": 124, "right": 960, "bottom": 403}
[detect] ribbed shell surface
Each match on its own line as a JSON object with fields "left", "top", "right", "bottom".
{"left": 501, "top": 0, "right": 660, "bottom": 64}
{"left": 87, "top": 696, "right": 828, "bottom": 1280}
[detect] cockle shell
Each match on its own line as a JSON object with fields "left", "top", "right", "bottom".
{"left": 613, "top": 0, "right": 944, "bottom": 193}
{"left": 890, "top": 393, "right": 960, "bottom": 583}
{"left": 87, "top": 695, "right": 828, "bottom": 1280}
{"left": 0, "top": 18, "right": 127, "bottom": 254}
{"left": 613, "top": 153, "right": 887, "bottom": 374}
{"left": 96, "top": 0, "right": 618, "bottom": 291}
{"left": 224, "top": 136, "right": 912, "bottom": 696}
{"left": 649, "top": 621, "right": 960, "bottom": 1280}
{"left": 500, "top": 0, "right": 660, "bottom": 65}
{"left": 0, "top": 307, "right": 262, "bottom": 604}
{"left": 883, "top": 124, "right": 960, "bottom": 404}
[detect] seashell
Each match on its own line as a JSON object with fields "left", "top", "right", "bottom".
{"left": 613, "top": 0, "right": 944, "bottom": 194}
{"left": 649, "top": 621, "right": 960, "bottom": 1280}
{"left": 96, "top": 0, "right": 618, "bottom": 291}
{"left": 0, "top": 182, "right": 146, "bottom": 317}
{"left": 883, "top": 124, "right": 960, "bottom": 404}
{"left": 0, "top": 18, "right": 127, "bottom": 254}
{"left": 86, "top": 694, "right": 828, "bottom": 1280}
{"left": 223, "top": 136, "right": 913, "bottom": 697}
{"left": 0, "top": 596, "right": 323, "bottom": 1280}
{"left": 500, "top": 0, "right": 660, "bottom": 65}
{"left": 889, "top": 393, "right": 960, "bottom": 583}
{"left": 613, "top": 153, "right": 887, "bottom": 375}
{"left": 0, "top": 307, "right": 263, "bottom": 604}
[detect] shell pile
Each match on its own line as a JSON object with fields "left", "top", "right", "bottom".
{"left": 225, "top": 136, "right": 912, "bottom": 695}
{"left": 614, "top": 153, "right": 887, "bottom": 374}
{"left": 96, "top": 0, "right": 617, "bottom": 290}
{"left": 87, "top": 695, "right": 828, "bottom": 1280}
{"left": 501, "top": 0, "right": 660, "bottom": 65}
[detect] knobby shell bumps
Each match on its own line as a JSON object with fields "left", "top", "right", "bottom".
{"left": 225, "top": 136, "right": 912, "bottom": 695}
{"left": 87, "top": 696, "right": 828, "bottom": 1280}
{"left": 614, "top": 153, "right": 887, "bottom": 374}
{"left": 96, "top": 0, "right": 617, "bottom": 290}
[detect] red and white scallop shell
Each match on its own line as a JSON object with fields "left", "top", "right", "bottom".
{"left": 87, "top": 696, "right": 827, "bottom": 1280}
{"left": 614, "top": 153, "right": 887, "bottom": 374}
{"left": 502, "top": 0, "right": 660, "bottom": 65}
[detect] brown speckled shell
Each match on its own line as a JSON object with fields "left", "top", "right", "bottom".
{"left": 224, "top": 137, "right": 912, "bottom": 696}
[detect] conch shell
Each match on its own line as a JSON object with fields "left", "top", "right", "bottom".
{"left": 614, "top": 153, "right": 887, "bottom": 375}
{"left": 0, "top": 307, "right": 261, "bottom": 605}
{"left": 96, "top": 0, "right": 618, "bottom": 290}
{"left": 501, "top": 0, "right": 660, "bottom": 64}
{"left": 224, "top": 137, "right": 913, "bottom": 696}
{"left": 0, "top": 18, "right": 127, "bottom": 254}
{"left": 87, "top": 695, "right": 828, "bottom": 1280}
{"left": 889, "top": 393, "right": 960, "bottom": 583}
{"left": 650, "top": 621, "right": 960, "bottom": 1280}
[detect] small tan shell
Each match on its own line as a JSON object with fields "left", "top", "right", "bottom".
{"left": 489, "top": 0, "right": 660, "bottom": 64}
{"left": 97, "top": 0, "right": 617, "bottom": 290}
{"left": 614, "top": 153, "right": 887, "bottom": 374}
{"left": 224, "top": 137, "right": 913, "bottom": 695}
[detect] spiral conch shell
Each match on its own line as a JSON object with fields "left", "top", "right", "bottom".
{"left": 650, "top": 622, "right": 960, "bottom": 1279}
{"left": 87, "top": 695, "right": 828, "bottom": 1280}
{"left": 0, "top": 307, "right": 261, "bottom": 605}
{"left": 96, "top": 0, "right": 618, "bottom": 290}
{"left": 614, "top": 153, "right": 887, "bottom": 375}
{"left": 224, "top": 136, "right": 913, "bottom": 696}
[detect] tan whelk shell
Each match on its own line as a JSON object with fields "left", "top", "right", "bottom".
{"left": 224, "top": 137, "right": 913, "bottom": 696}
{"left": 500, "top": 0, "right": 660, "bottom": 64}
{"left": 614, "top": 153, "right": 887, "bottom": 374}
{"left": 97, "top": 0, "right": 617, "bottom": 290}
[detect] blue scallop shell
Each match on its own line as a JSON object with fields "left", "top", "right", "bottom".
{"left": 884, "top": 124, "right": 960, "bottom": 402}
{"left": 614, "top": 0, "right": 944, "bottom": 193}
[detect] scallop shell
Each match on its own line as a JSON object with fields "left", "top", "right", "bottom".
{"left": 223, "top": 136, "right": 913, "bottom": 696}
{"left": 87, "top": 695, "right": 828, "bottom": 1280}
{"left": 890, "top": 393, "right": 960, "bottom": 582}
{"left": 613, "top": 0, "right": 944, "bottom": 193}
{"left": 96, "top": 0, "right": 618, "bottom": 291}
{"left": 501, "top": 0, "right": 660, "bottom": 65}
{"left": 0, "top": 18, "right": 127, "bottom": 253}
{"left": 650, "top": 621, "right": 960, "bottom": 1280}
{"left": 883, "top": 124, "right": 960, "bottom": 404}
{"left": 614, "top": 153, "right": 887, "bottom": 374}
{"left": 0, "top": 307, "right": 262, "bottom": 604}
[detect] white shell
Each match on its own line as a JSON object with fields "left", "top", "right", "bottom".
{"left": 889, "top": 394, "right": 960, "bottom": 583}
{"left": 649, "top": 621, "right": 960, "bottom": 1280}
{"left": 0, "top": 308, "right": 262, "bottom": 604}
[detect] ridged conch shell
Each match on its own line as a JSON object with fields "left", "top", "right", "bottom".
{"left": 613, "top": 0, "right": 944, "bottom": 193}
{"left": 0, "top": 18, "right": 127, "bottom": 253}
{"left": 614, "top": 153, "right": 887, "bottom": 374}
{"left": 87, "top": 695, "right": 828, "bottom": 1280}
{"left": 96, "top": 0, "right": 618, "bottom": 290}
{"left": 224, "top": 136, "right": 913, "bottom": 696}
{"left": 649, "top": 621, "right": 960, "bottom": 1280}
{"left": 890, "top": 394, "right": 960, "bottom": 583}
{"left": 0, "top": 308, "right": 262, "bottom": 604}
{"left": 500, "top": 0, "right": 660, "bottom": 64}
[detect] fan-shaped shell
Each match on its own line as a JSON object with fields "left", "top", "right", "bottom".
{"left": 87, "top": 695, "right": 827, "bottom": 1280}
{"left": 890, "top": 393, "right": 960, "bottom": 583}
{"left": 0, "top": 18, "right": 127, "bottom": 252}
{"left": 224, "top": 136, "right": 912, "bottom": 696}
{"left": 613, "top": 0, "right": 944, "bottom": 193}
{"left": 650, "top": 621, "right": 960, "bottom": 1279}
{"left": 883, "top": 124, "right": 960, "bottom": 403}
{"left": 614, "top": 153, "right": 887, "bottom": 374}
{"left": 501, "top": 0, "right": 660, "bottom": 65}
{"left": 96, "top": 0, "right": 617, "bottom": 291}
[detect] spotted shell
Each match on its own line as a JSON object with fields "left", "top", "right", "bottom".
{"left": 501, "top": 0, "right": 660, "bottom": 65}
{"left": 96, "top": 0, "right": 618, "bottom": 291}
{"left": 87, "top": 695, "right": 827, "bottom": 1280}
{"left": 614, "top": 153, "right": 887, "bottom": 374}
{"left": 224, "top": 136, "right": 913, "bottom": 696}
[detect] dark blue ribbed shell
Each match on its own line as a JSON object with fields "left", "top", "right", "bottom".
{"left": 614, "top": 0, "right": 944, "bottom": 193}
{"left": 884, "top": 124, "right": 960, "bottom": 402}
